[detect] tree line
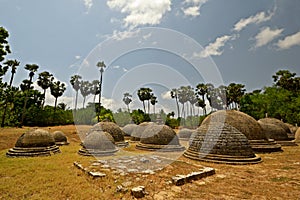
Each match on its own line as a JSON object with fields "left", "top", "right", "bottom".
{"left": 0, "top": 27, "right": 69, "bottom": 127}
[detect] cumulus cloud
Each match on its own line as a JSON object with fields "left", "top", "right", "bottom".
{"left": 233, "top": 10, "right": 275, "bottom": 32}
{"left": 107, "top": 0, "right": 171, "bottom": 28}
{"left": 109, "top": 29, "right": 140, "bottom": 41}
{"left": 195, "top": 35, "right": 233, "bottom": 58}
{"left": 254, "top": 27, "right": 283, "bottom": 48}
{"left": 161, "top": 91, "right": 171, "bottom": 100}
{"left": 276, "top": 31, "right": 300, "bottom": 50}
{"left": 83, "top": 0, "right": 93, "bottom": 13}
{"left": 182, "top": 0, "right": 208, "bottom": 17}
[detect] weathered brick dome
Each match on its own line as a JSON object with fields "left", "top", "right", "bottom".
{"left": 202, "top": 110, "right": 266, "bottom": 140}
{"left": 122, "top": 124, "right": 138, "bottom": 136}
{"left": 258, "top": 118, "right": 297, "bottom": 146}
{"left": 178, "top": 128, "right": 195, "bottom": 140}
{"left": 53, "top": 131, "right": 69, "bottom": 145}
{"left": 201, "top": 110, "right": 282, "bottom": 153}
{"left": 295, "top": 128, "right": 300, "bottom": 143}
{"left": 130, "top": 122, "right": 155, "bottom": 142}
{"left": 90, "top": 122, "right": 128, "bottom": 147}
{"left": 258, "top": 118, "right": 291, "bottom": 134}
{"left": 136, "top": 124, "right": 185, "bottom": 152}
{"left": 184, "top": 123, "right": 262, "bottom": 164}
{"left": 78, "top": 130, "right": 118, "bottom": 156}
{"left": 6, "top": 129, "right": 61, "bottom": 157}
{"left": 258, "top": 123, "right": 289, "bottom": 141}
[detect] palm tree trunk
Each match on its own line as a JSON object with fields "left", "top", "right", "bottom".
{"left": 202, "top": 95, "right": 206, "bottom": 115}
{"left": 83, "top": 96, "right": 86, "bottom": 109}
{"left": 142, "top": 101, "right": 146, "bottom": 113}
{"left": 9, "top": 73, "right": 14, "bottom": 87}
{"left": 42, "top": 89, "right": 46, "bottom": 109}
{"left": 175, "top": 97, "right": 180, "bottom": 118}
{"left": 75, "top": 91, "right": 78, "bottom": 111}
{"left": 147, "top": 100, "right": 150, "bottom": 114}
{"left": 54, "top": 97, "right": 58, "bottom": 111}
{"left": 127, "top": 104, "right": 130, "bottom": 113}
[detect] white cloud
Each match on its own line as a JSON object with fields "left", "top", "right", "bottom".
{"left": 112, "top": 65, "right": 120, "bottom": 69}
{"left": 83, "top": 0, "right": 93, "bottom": 13}
{"left": 182, "top": 0, "right": 208, "bottom": 17}
{"left": 161, "top": 91, "right": 171, "bottom": 100}
{"left": 109, "top": 29, "right": 140, "bottom": 41}
{"left": 276, "top": 31, "right": 300, "bottom": 50}
{"left": 195, "top": 35, "right": 232, "bottom": 58}
{"left": 233, "top": 10, "right": 275, "bottom": 32}
{"left": 183, "top": 6, "right": 200, "bottom": 17}
{"left": 107, "top": 0, "right": 171, "bottom": 28}
{"left": 254, "top": 27, "right": 283, "bottom": 48}
{"left": 75, "top": 55, "right": 81, "bottom": 60}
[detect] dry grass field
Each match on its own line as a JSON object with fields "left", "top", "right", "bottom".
{"left": 0, "top": 125, "right": 299, "bottom": 199}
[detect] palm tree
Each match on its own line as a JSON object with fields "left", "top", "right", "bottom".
{"left": 178, "top": 86, "right": 190, "bottom": 119}
{"left": 150, "top": 95, "right": 158, "bottom": 114}
{"left": 137, "top": 87, "right": 152, "bottom": 113}
{"left": 5, "top": 59, "right": 20, "bottom": 87}
{"left": 123, "top": 92, "right": 132, "bottom": 112}
{"left": 90, "top": 80, "right": 100, "bottom": 103}
{"left": 96, "top": 61, "right": 106, "bottom": 122}
{"left": 196, "top": 83, "right": 208, "bottom": 115}
{"left": 170, "top": 88, "right": 180, "bottom": 118}
{"left": 70, "top": 75, "right": 82, "bottom": 111}
{"left": 50, "top": 80, "right": 66, "bottom": 111}
{"left": 1, "top": 59, "right": 20, "bottom": 127}
{"left": 80, "top": 81, "right": 91, "bottom": 108}
{"left": 227, "top": 83, "right": 245, "bottom": 110}
{"left": 20, "top": 64, "right": 39, "bottom": 125}
{"left": 37, "top": 71, "right": 54, "bottom": 108}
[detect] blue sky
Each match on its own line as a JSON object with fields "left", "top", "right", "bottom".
{"left": 0, "top": 0, "right": 300, "bottom": 112}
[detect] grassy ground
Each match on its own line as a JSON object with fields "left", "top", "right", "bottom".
{"left": 0, "top": 125, "right": 299, "bottom": 199}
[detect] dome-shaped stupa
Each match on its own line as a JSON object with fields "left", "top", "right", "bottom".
{"left": 285, "top": 123, "right": 298, "bottom": 136}
{"left": 130, "top": 122, "right": 155, "bottom": 142}
{"left": 53, "top": 131, "right": 69, "bottom": 145}
{"left": 184, "top": 123, "right": 262, "bottom": 164}
{"left": 78, "top": 130, "right": 118, "bottom": 156}
{"left": 136, "top": 124, "right": 185, "bottom": 152}
{"left": 90, "top": 122, "right": 128, "bottom": 147}
{"left": 201, "top": 110, "right": 282, "bottom": 152}
{"left": 294, "top": 128, "right": 300, "bottom": 143}
{"left": 122, "top": 124, "right": 138, "bottom": 137}
{"left": 6, "top": 129, "right": 61, "bottom": 157}
{"left": 258, "top": 118, "right": 297, "bottom": 146}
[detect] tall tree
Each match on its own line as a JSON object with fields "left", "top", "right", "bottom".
{"left": 21, "top": 64, "right": 39, "bottom": 125}
{"left": 150, "top": 95, "right": 158, "bottom": 114}
{"left": 1, "top": 59, "right": 20, "bottom": 127}
{"left": 123, "top": 92, "right": 132, "bottom": 112}
{"left": 0, "top": 27, "right": 11, "bottom": 62}
{"left": 80, "top": 81, "right": 91, "bottom": 108}
{"left": 50, "top": 80, "right": 66, "bottom": 111}
{"left": 170, "top": 88, "right": 180, "bottom": 118}
{"left": 227, "top": 83, "right": 246, "bottom": 110}
{"left": 70, "top": 75, "right": 82, "bottom": 111}
{"left": 96, "top": 61, "right": 106, "bottom": 122}
{"left": 272, "top": 70, "right": 299, "bottom": 93}
{"left": 137, "top": 87, "right": 152, "bottom": 113}
{"left": 90, "top": 80, "right": 100, "bottom": 103}
{"left": 178, "top": 86, "right": 190, "bottom": 119}
{"left": 37, "top": 71, "right": 54, "bottom": 108}
{"left": 196, "top": 83, "right": 208, "bottom": 115}
{"left": 4, "top": 59, "right": 20, "bottom": 87}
